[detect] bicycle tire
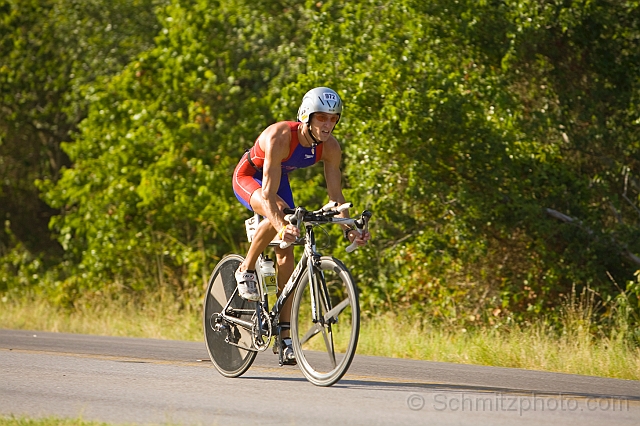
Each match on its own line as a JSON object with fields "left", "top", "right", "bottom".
{"left": 203, "top": 254, "right": 257, "bottom": 377}
{"left": 290, "top": 256, "right": 360, "bottom": 386}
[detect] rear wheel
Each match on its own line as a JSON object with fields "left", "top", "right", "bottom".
{"left": 203, "top": 254, "right": 257, "bottom": 377}
{"left": 290, "top": 256, "right": 360, "bottom": 386}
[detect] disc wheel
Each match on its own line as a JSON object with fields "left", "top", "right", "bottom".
{"left": 203, "top": 254, "right": 257, "bottom": 377}
{"left": 290, "top": 256, "right": 360, "bottom": 386}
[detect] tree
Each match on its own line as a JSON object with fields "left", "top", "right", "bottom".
{"left": 41, "top": 0, "right": 312, "bottom": 299}
{"left": 289, "top": 0, "right": 640, "bottom": 321}
{"left": 0, "top": 0, "right": 162, "bottom": 263}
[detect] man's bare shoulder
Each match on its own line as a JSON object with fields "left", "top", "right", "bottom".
{"left": 262, "top": 121, "right": 293, "bottom": 138}
{"left": 260, "top": 121, "right": 293, "bottom": 157}
{"left": 321, "top": 135, "right": 343, "bottom": 162}
{"left": 323, "top": 135, "right": 342, "bottom": 151}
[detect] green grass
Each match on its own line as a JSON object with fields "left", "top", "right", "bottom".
{"left": 357, "top": 313, "right": 640, "bottom": 380}
{"left": 1, "top": 297, "right": 638, "bottom": 381}
{"left": 0, "top": 416, "right": 113, "bottom": 426}
{"left": 0, "top": 416, "right": 188, "bottom": 426}
{"left": 0, "top": 295, "right": 202, "bottom": 341}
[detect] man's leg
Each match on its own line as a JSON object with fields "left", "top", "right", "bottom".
{"left": 235, "top": 189, "right": 290, "bottom": 300}
{"left": 274, "top": 245, "right": 296, "bottom": 364}
{"left": 236, "top": 183, "right": 297, "bottom": 362}
{"left": 274, "top": 245, "right": 295, "bottom": 336}
{"left": 234, "top": 216, "right": 277, "bottom": 301}
{"left": 237, "top": 218, "right": 278, "bottom": 273}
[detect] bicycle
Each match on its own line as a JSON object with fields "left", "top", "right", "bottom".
{"left": 202, "top": 202, "right": 372, "bottom": 387}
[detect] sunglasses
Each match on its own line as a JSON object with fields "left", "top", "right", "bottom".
{"left": 314, "top": 114, "right": 339, "bottom": 123}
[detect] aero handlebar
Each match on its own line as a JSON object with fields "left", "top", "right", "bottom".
{"left": 278, "top": 204, "right": 371, "bottom": 252}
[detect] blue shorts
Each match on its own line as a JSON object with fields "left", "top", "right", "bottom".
{"left": 232, "top": 154, "right": 294, "bottom": 211}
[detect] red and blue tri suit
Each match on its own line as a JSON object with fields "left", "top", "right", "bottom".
{"left": 233, "top": 121, "right": 324, "bottom": 211}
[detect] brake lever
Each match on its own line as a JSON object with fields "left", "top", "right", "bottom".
{"left": 345, "top": 210, "right": 372, "bottom": 253}
{"left": 279, "top": 208, "right": 302, "bottom": 249}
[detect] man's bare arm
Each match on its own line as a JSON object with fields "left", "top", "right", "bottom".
{"left": 322, "top": 137, "right": 350, "bottom": 220}
{"left": 323, "top": 137, "right": 371, "bottom": 246}
{"left": 257, "top": 123, "right": 290, "bottom": 232}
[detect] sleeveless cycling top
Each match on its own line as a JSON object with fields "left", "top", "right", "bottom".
{"left": 247, "top": 121, "right": 323, "bottom": 174}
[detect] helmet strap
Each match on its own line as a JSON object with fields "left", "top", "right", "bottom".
{"left": 305, "top": 119, "right": 323, "bottom": 149}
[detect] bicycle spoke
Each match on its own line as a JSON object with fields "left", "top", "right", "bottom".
{"left": 317, "top": 277, "right": 338, "bottom": 368}
{"left": 323, "top": 297, "right": 350, "bottom": 322}
{"left": 300, "top": 323, "right": 323, "bottom": 345}
{"left": 291, "top": 256, "right": 359, "bottom": 386}
{"left": 321, "top": 328, "right": 337, "bottom": 368}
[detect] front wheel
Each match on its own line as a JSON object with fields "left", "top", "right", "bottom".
{"left": 290, "top": 256, "right": 360, "bottom": 386}
{"left": 203, "top": 254, "right": 257, "bottom": 377}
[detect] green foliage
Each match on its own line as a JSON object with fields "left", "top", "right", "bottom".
{"left": 287, "top": 0, "right": 640, "bottom": 328}
{"left": 39, "top": 0, "right": 313, "bottom": 300}
{"left": 1, "top": 0, "right": 640, "bottom": 336}
{"left": 0, "top": 0, "right": 163, "bottom": 260}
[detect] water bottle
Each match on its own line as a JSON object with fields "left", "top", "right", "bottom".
{"left": 258, "top": 256, "right": 277, "bottom": 295}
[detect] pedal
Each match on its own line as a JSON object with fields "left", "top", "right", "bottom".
{"left": 210, "top": 313, "right": 228, "bottom": 333}
{"left": 213, "top": 322, "right": 228, "bottom": 332}
{"left": 273, "top": 335, "right": 285, "bottom": 366}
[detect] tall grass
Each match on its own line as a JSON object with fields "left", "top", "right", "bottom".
{"left": 1, "top": 289, "right": 638, "bottom": 381}
{"left": 0, "top": 292, "right": 202, "bottom": 342}
{"left": 359, "top": 285, "right": 640, "bottom": 380}
{"left": 357, "top": 314, "right": 640, "bottom": 380}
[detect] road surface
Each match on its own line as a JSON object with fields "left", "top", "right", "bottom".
{"left": 1, "top": 329, "right": 638, "bottom": 425}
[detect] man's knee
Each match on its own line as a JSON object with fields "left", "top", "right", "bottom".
{"left": 275, "top": 247, "right": 295, "bottom": 265}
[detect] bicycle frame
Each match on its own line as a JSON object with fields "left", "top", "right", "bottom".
{"left": 204, "top": 203, "right": 371, "bottom": 384}
{"left": 272, "top": 224, "right": 318, "bottom": 320}
{"left": 215, "top": 226, "right": 317, "bottom": 350}
{"left": 216, "top": 212, "right": 363, "bottom": 353}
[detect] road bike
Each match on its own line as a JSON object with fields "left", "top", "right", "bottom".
{"left": 203, "top": 202, "right": 371, "bottom": 386}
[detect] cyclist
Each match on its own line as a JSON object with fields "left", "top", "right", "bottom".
{"left": 232, "top": 87, "right": 370, "bottom": 363}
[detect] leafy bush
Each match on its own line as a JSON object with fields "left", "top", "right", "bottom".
{"left": 1, "top": 0, "right": 639, "bottom": 337}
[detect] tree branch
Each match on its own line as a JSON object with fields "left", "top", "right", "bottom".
{"left": 545, "top": 208, "right": 640, "bottom": 268}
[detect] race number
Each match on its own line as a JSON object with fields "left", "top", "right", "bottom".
{"left": 323, "top": 92, "right": 338, "bottom": 102}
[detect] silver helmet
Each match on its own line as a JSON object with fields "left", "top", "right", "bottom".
{"left": 297, "top": 87, "right": 343, "bottom": 124}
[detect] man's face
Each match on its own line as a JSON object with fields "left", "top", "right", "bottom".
{"left": 309, "top": 113, "right": 339, "bottom": 141}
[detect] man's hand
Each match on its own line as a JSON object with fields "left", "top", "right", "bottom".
{"left": 278, "top": 223, "right": 300, "bottom": 243}
{"left": 346, "top": 229, "right": 371, "bottom": 247}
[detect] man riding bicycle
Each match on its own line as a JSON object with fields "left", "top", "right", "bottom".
{"left": 232, "top": 87, "right": 370, "bottom": 364}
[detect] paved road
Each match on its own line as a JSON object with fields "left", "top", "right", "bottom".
{"left": 1, "top": 329, "right": 638, "bottom": 425}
